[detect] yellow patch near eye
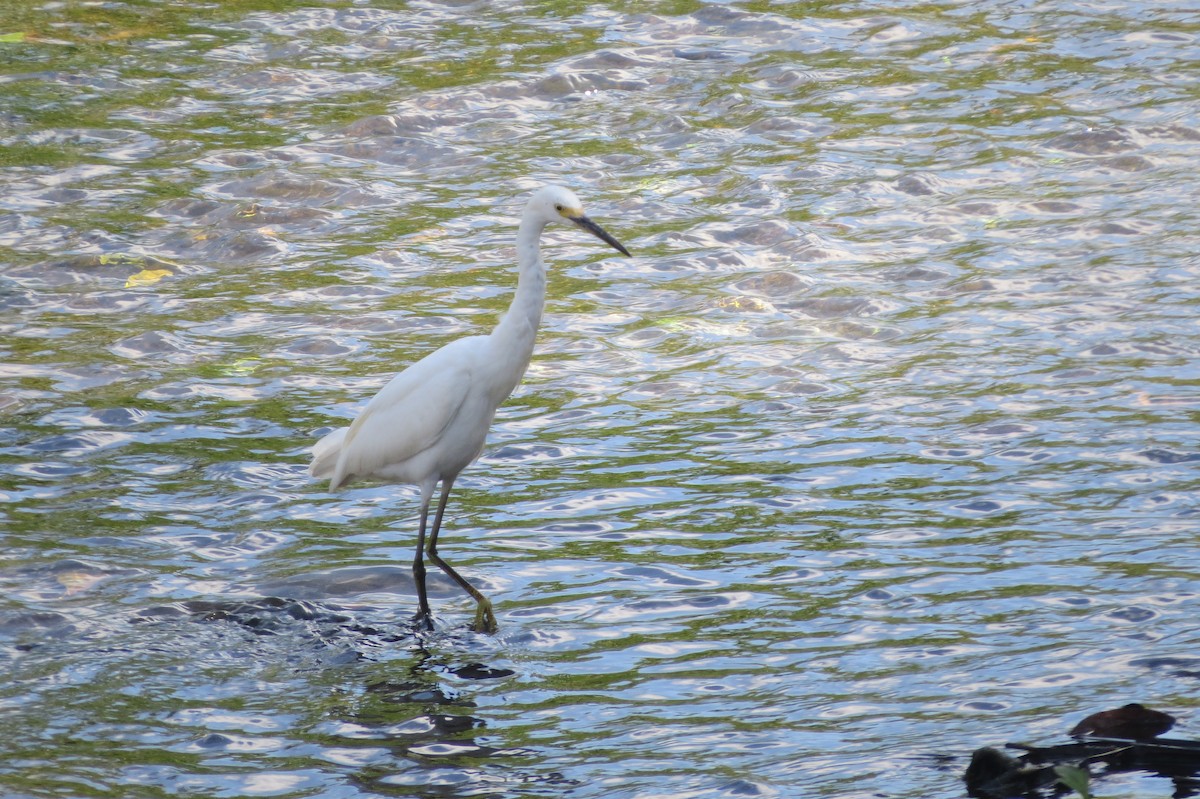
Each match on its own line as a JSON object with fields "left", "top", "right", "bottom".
{"left": 558, "top": 206, "right": 582, "bottom": 218}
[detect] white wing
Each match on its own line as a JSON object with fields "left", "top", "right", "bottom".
{"left": 310, "top": 336, "right": 485, "bottom": 490}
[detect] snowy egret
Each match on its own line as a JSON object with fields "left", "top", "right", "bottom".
{"left": 310, "top": 186, "right": 630, "bottom": 633}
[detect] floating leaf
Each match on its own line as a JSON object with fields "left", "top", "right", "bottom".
{"left": 125, "top": 268, "right": 173, "bottom": 288}
{"left": 100, "top": 252, "right": 184, "bottom": 286}
{"left": 0, "top": 32, "right": 29, "bottom": 43}
{"left": 1053, "top": 765, "right": 1092, "bottom": 799}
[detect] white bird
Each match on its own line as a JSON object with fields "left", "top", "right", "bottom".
{"left": 310, "top": 186, "right": 630, "bottom": 633}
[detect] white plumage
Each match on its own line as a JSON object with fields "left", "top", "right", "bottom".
{"left": 310, "top": 185, "right": 630, "bottom": 633}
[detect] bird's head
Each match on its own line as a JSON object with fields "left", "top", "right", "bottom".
{"left": 527, "top": 185, "right": 631, "bottom": 257}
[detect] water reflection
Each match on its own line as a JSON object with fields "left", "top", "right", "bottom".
{"left": 3, "top": 0, "right": 1200, "bottom": 797}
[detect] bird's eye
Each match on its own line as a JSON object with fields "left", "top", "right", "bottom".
{"left": 554, "top": 204, "right": 563, "bottom": 212}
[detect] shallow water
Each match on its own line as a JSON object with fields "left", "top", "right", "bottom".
{"left": 2, "top": 1, "right": 1199, "bottom": 797}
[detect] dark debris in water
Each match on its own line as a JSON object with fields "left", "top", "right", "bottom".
{"left": 1069, "top": 703, "right": 1176, "bottom": 739}
{"left": 453, "top": 662, "right": 516, "bottom": 680}
{"left": 964, "top": 704, "right": 1199, "bottom": 798}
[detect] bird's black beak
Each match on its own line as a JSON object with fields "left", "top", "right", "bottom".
{"left": 572, "top": 215, "right": 631, "bottom": 257}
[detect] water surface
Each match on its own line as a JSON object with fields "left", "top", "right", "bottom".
{"left": 2, "top": 1, "right": 1199, "bottom": 797}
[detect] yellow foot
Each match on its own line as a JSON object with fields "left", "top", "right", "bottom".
{"left": 471, "top": 598, "right": 498, "bottom": 634}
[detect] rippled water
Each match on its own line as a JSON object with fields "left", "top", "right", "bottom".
{"left": 2, "top": 1, "right": 1199, "bottom": 797}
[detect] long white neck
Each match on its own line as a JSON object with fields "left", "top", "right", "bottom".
{"left": 488, "top": 213, "right": 547, "bottom": 391}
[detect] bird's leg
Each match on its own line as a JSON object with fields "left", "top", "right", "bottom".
{"left": 426, "top": 478, "right": 498, "bottom": 634}
{"left": 412, "top": 484, "right": 435, "bottom": 631}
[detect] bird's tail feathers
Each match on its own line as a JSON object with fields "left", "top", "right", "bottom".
{"left": 309, "top": 426, "right": 349, "bottom": 487}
